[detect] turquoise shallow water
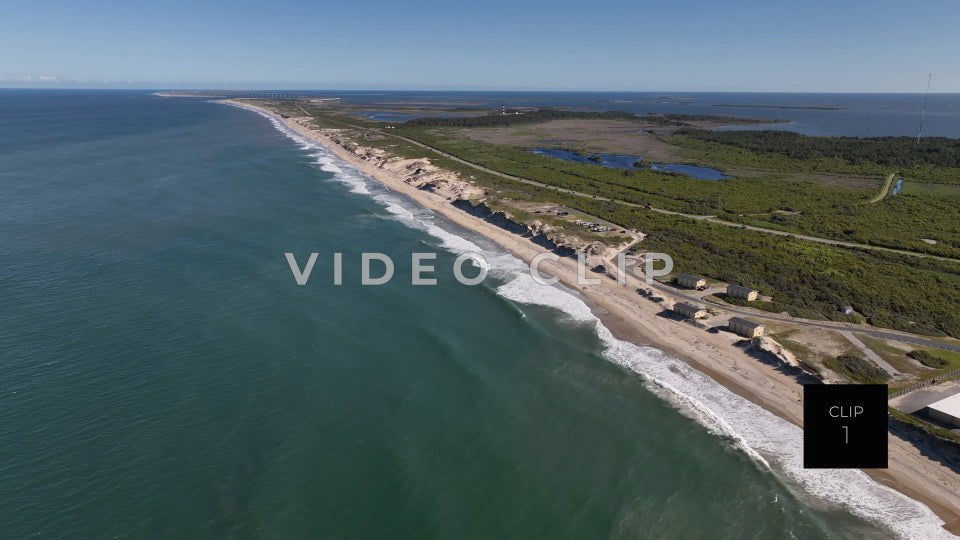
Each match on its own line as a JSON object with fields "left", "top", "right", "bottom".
{"left": 0, "top": 90, "right": 898, "bottom": 537}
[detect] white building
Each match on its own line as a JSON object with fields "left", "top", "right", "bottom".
{"left": 926, "top": 392, "right": 960, "bottom": 429}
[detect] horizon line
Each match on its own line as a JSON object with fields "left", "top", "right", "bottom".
{"left": 2, "top": 86, "right": 959, "bottom": 95}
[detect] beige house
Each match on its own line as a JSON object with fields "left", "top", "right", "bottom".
{"left": 676, "top": 274, "right": 707, "bottom": 290}
{"left": 728, "top": 317, "right": 765, "bottom": 338}
{"left": 673, "top": 302, "right": 708, "bottom": 319}
{"left": 727, "top": 284, "right": 759, "bottom": 301}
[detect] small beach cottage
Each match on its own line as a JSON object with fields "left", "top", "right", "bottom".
{"left": 673, "top": 302, "right": 708, "bottom": 319}
{"left": 728, "top": 317, "right": 765, "bottom": 338}
{"left": 676, "top": 274, "right": 707, "bottom": 290}
{"left": 726, "top": 284, "right": 759, "bottom": 301}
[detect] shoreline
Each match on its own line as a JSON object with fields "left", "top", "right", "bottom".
{"left": 224, "top": 99, "right": 960, "bottom": 537}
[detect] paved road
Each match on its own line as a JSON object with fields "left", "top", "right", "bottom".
{"left": 307, "top": 111, "right": 960, "bottom": 264}
{"left": 841, "top": 330, "right": 902, "bottom": 377}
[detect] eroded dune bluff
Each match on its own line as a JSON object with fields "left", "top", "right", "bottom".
{"left": 321, "top": 127, "right": 602, "bottom": 255}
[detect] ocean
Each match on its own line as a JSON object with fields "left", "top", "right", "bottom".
{"left": 0, "top": 90, "right": 949, "bottom": 538}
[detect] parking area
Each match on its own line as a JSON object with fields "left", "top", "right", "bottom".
{"left": 890, "top": 380, "right": 960, "bottom": 414}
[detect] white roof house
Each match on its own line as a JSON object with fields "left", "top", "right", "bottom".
{"left": 926, "top": 392, "right": 960, "bottom": 428}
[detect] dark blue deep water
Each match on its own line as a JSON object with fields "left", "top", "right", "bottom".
{"left": 0, "top": 90, "right": 903, "bottom": 538}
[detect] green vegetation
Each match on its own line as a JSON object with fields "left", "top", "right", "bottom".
{"left": 660, "top": 134, "right": 960, "bottom": 257}
{"left": 766, "top": 329, "right": 819, "bottom": 368}
{"left": 722, "top": 295, "right": 861, "bottom": 322}
{"left": 271, "top": 101, "right": 960, "bottom": 339}
{"left": 908, "top": 348, "right": 960, "bottom": 370}
{"left": 648, "top": 113, "right": 781, "bottom": 125}
{"left": 921, "top": 347, "right": 960, "bottom": 369}
{"left": 908, "top": 349, "right": 950, "bottom": 368}
{"left": 666, "top": 133, "right": 890, "bottom": 176}
{"left": 405, "top": 108, "right": 641, "bottom": 128}
{"left": 633, "top": 218, "right": 960, "bottom": 336}
{"left": 889, "top": 407, "right": 960, "bottom": 445}
{"left": 856, "top": 335, "right": 960, "bottom": 392}
{"left": 855, "top": 335, "right": 925, "bottom": 379}
{"left": 824, "top": 354, "right": 891, "bottom": 383}
{"left": 404, "top": 108, "right": 776, "bottom": 129}
{"left": 677, "top": 129, "right": 960, "bottom": 169}
{"left": 673, "top": 132, "right": 960, "bottom": 186}
{"left": 394, "top": 126, "right": 960, "bottom": 258}
{"left": 396, "top": 126, "right": 856, "bottom": 214}
{"left": 724, "top": 192, "right": 960, "bottom": 258}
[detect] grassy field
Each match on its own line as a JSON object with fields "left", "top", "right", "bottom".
{"left": 858, "top": 333, "right": 960, "bottom": 381}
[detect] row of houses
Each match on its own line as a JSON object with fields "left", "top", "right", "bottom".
{"left": 676, "top": 274, "right": 853, "bottom": 317}
{"left": 670, "top": 301, "right": 765, "bottom": 338}
{"left": 675, "top": 274, "right": 760, "bottom": 301}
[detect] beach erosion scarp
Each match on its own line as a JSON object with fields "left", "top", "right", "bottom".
{"left": 220, "top": 99, "right": 960, "bottom": 539}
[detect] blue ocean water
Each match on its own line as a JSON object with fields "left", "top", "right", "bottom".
{"left": 0, "top": 90, "right": 940, "bottom": 538}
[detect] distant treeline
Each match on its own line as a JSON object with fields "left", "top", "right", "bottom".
{"left": 715, "top": 104, "right": 844, "bottom": 110}
{"left": 404, "top": 108, "right": 639, "bottom": 128}
{"left": 678, "top": 129, "right": 960, "bottom": 168}
{"left": 402, "top": 108, "right": 774, "bottom": 128}
{"left": 655, "top": 113, "right": 780, "bottom": 125}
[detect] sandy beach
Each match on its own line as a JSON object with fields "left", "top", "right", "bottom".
{"left": 226, "top": 99, "right": 960, "bottom": 536}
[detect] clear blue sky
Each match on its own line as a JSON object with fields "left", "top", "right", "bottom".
{"left": 1, "top": 0, "right": 957, "bottom": 92}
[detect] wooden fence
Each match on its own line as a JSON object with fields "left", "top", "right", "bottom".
{"left": 889, "top": 368, "right": 960, "bottom": 399}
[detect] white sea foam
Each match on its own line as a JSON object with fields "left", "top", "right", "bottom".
{"left": 233, "top": 101, "right": 954, "bottom": 540}
{"left": 372, "top": 193, "right": 418, "bottom": 221}
{"left": 493, "top": 265, "right": 951, "bottom": 540}
{"left": 223, "top": 101, "right": 372, "bottom": 195}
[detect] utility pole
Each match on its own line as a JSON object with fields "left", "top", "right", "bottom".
{"left": 916, "top": 73, "right": 932, "bottom": 144}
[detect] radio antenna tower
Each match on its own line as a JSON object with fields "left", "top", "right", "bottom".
{"left": 916, "top": 73, "right": 932, "bottom": 144}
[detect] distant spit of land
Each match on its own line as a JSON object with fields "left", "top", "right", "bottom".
{"left": 715, "top": 103, "right": 845, "bottom": 110}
